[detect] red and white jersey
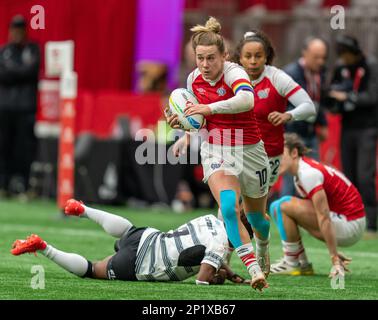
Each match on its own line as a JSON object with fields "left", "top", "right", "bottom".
{"left": 252, "top": 65, "right": 301, "bottom": 157}
{"left": 294, "top": 157, "right": 365, "bottom": 221}
{"left": 187, "top": 61, "right": 261, "bottom": 146}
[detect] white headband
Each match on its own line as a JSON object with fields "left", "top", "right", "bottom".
{"left": 244, "top": 31, "right": 256, "bottom": 39}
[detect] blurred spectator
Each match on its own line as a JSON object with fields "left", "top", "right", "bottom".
{"left": 328, "top": 34, "right": 378, "bottom": 234}
{"left": 0, "top": 15, "right": 40, "bottom": 200}
{"left": 280, "top": 37, "right": 329, "bottom": 196}
{"left": 136, "top": 61, "right": 168, "bottom": 94}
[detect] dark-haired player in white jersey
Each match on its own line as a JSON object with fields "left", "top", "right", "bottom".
{"left": 11, "top": 199, "right": 251, "bottom": 286}
{"left": 232, "top": 30, "right": 316, "bottom": 188}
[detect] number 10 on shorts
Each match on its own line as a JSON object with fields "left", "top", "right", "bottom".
{"left": 256, "top": 168, "right": 268, "bottom": 187}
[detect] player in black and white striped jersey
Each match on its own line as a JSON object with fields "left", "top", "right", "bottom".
{"left": 131, "top": 214, "right": 228, "bottom": 282}
{"left": 12, "top": 199, "right": 251, "bottom": 286}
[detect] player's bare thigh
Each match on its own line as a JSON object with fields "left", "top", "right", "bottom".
{"left": 207, "top": 170, "right": 241, "bottom": 204}
{"left": 92, "top": 255, "right": 113, "bottom": 279}
{"left": 281, "top": 197, "right": 323, "bottom": 240}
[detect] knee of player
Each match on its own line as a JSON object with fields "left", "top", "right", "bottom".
{"left": 91, "top": 261, "right": 109, "bottom": 279}
{"left": 269, "top": 196, "right": 293, "bottom": 217}
{"left": 219, "top": 190, "right": 237, "bottom": 220}
{"left": 279, "top": 203, "right": 289, "bottom": 215}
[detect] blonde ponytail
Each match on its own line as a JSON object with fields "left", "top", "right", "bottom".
{"left": 190, "top": 17, "right": 225, "bottom": 53}
{"left": 190, "top": 16, "right": 221, "bottom": 34}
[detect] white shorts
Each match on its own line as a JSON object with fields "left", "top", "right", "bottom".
{"left": 200, "top": 140, "right": 270, "bottom": 198}
{"left": 330, "top": 212, "right": 366, "bottom": 247}
{"left": 268, "top": 155, "right": 282, "bottom": 187}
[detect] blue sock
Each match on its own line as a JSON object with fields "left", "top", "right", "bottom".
{"left": 268, "top": 196, "right": 292, "bottom": 241}
{"left": 247, "top": 212, "right": 270, "bottom": 240}
{"left": 220, "top": 190, "right": 242, "bottom": 248}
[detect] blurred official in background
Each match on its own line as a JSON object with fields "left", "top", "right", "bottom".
{"left": 328, "top": 35, "right": 378, "bottom": 234}
{"left": 0, "top": 15, "right": 40, "bottom": 200}
{"left": 280, "top": 37, "right": 329, "bottom": 197}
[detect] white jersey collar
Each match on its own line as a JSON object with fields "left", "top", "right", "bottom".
{"left": 251, "top": 65, "right": 267, "bottom": 86}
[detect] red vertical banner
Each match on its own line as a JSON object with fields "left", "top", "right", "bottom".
{"left": 57, "top": 72, "right": 77, "bottom": 209}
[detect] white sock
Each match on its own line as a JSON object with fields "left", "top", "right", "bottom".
{"left": 282, "top": 240, "right": 308, "bottom": 267}
{"left": 297, "top": 240, "right": 309, "bottom": 266}
{"left": 236, "top": 243, "right": 259, "bottom": 277}
{"left": 41, "top": 245, "right": 90, "bottom": 277}
{"left": 254, "top": 234, "right": 269, "bottom": 256}
{"left": 83, "top": 205, "right": 132, "bottom": 238}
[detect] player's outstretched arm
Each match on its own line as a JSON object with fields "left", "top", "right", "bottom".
{"left": 220, "top": 263, "right": 250, "bottom": 285}
{"left": 196, "top": 263, "right": 226, "bottom": 285}
{"left": 312, "top": 190, "right": 346, "bottom": 277}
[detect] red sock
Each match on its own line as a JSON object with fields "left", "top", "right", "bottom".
{"left": 236, "top": 243, "right": 256, "bottom": 269}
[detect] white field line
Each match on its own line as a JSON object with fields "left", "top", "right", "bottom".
{"left": 0, "top": 223, "right": 109, "bottom": 239}
{"left": 2, "top": 223, "right": 378, "bottom": 258}
{"left": 306, "top": 247, "right": 378, "bottom": 259}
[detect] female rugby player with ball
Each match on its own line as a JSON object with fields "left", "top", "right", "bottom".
{"left": 166, "top": 17, "right": 270, "bottom": 291}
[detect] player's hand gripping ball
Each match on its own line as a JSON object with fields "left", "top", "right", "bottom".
{"left": 168, "top": 88, "right": 205, "bottom": 131}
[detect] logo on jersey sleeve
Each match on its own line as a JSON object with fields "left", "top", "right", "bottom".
{"left": 257, "top": 88, "right": 270, "bottom": 99}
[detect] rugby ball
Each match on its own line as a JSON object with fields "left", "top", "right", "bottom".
{"left": 168, "top": 88, "right": 205, "bottom": 131}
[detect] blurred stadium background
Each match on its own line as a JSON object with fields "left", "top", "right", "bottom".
{"left": 0, "top": 0, "right": 378, "bottom": 209}
{"left": 1, "top": 0, "right": 377, "bottom": 209}
{"left": 1, "top": 0, "right": 378, "bottom": 301}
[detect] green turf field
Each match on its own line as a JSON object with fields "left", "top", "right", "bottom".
{"left": 0, "top": 199, "right": 377, "bottom": 300}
